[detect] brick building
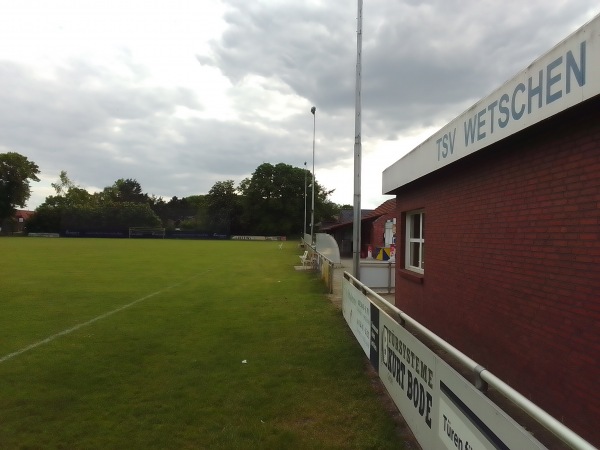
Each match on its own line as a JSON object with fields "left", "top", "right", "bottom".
{"left": 383, "top": 16, "right": 599, "bottom": 446}
{"left": 0, "top": 209, "right": 34, "bottom": 234}
{"left": 320, "top": 199, "right": 395, "bottom": 257}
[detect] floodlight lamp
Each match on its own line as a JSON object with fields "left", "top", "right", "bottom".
{"left": 311, "top": 106, "right": 316, "bottom": 115}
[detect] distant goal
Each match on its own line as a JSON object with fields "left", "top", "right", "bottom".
{"left": 128, "top": 227, "right": 166, "bottom": 239}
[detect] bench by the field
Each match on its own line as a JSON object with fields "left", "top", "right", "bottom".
{"left": 299, "top": 250, "right": 315, "bottom": 269}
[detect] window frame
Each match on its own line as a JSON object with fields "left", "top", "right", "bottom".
{"left": 405, "top": 210, "right": 424, "bottom": 274}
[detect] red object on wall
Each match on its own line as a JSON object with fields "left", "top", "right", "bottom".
{"left": 392, "top": 97, "right": 600, "bottom": 446}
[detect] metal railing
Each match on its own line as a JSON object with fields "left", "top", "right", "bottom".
{"left": 344, "top": 271, "right": 596, "bottom": 450}
{"left": 314, "top": 252, "right": 335, "bottom": 294}
{"left": 359, "top": 259, "right": 395, "bottom": 293}
{"left": 301, "top": 237, "right": 336, "bottom": 294}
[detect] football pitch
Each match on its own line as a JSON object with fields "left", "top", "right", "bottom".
{"left": 0, "top": 238, "right": 404, "bottom": 449}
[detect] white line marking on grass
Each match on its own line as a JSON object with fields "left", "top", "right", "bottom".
{"left": 0, "top": 272, "right": 208, "bottom": 364}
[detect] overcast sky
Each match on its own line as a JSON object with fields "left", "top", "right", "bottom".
{"left": 1, "top": 1, "right": 598, "bottom": 210}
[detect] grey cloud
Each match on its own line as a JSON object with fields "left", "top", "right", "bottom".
{"left": 0, "top": 58, "right": 213, "bottom": 198}
{"left": 212, "top": 0, "right": 598, "bottom": 141}
{"left": 2, "top": 1, "right": 599, "bottom": 208}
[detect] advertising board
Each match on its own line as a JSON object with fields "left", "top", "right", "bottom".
{"left": 383, "top": 14, "right": 600, "bottom": 193}
{"left": 342, "top": 278, "right": 545, "bottom": 449}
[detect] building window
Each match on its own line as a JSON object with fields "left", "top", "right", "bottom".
{"left": 405, "top": 211, "right": 424, "bottom": 273}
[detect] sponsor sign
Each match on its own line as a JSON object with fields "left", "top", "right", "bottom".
{"left": 343, "top": 284, "right": 545, "bottom": 449}
{"left": 435, "top": 361, "right": 545, "bottom": 450}
{"left": 379, "top": 310, "right": 436, "bottom": 444}
{"left": 342, "top": 278, "right": 371, "bottom": 356}
{"left": 383, "top": 14, "right": 600, "bottom": 193}
{"left": 231, "top": 236, "right": 286, "bottom": 241}
{"left": 232, "top": 236, "right": 267, "bottom": 240}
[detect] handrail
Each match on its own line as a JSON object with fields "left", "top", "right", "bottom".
{"left": 343, "top": 271, "right": 596, "bottom": 450}
{"left": 359, "top": 259, "right": 395, "bottom": 293}
{"left": 344, "top": 272, "right": 481, "bottom": 373}
{"left": 479, "top": 371, "right": 595, "bottom": 450}
{"left": 316, "top": 251, "right": 335, "bottom": 267}
{"left": 300, "top": 238, "right": 335, "bottom": 293}
{"left": 300, "top": 237, "right": 315, "bottom": 251}
{"left": 315, "top": 252, "right": 335, "bottom": 294}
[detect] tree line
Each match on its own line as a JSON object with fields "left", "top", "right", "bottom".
{"left": 1, "top": 152, "right": 348, "bottom": 237}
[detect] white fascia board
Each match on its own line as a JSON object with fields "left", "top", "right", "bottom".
{"left": 383, "top": 13, "right": 600, "bottom": 194}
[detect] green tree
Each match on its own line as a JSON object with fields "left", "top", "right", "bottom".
{"left": 48, "top": 170, "right": 93, "bottom": 207}
{"left": 101, "top": 178, "right": 148, "bottom": 204}
{"left": 60, "top": 203, "right": 161, "bottom": 232}
{"left": 185, "top": 195, "right": 208, "bottom": 211}
{"left": 166, "top": 195, "right": 209, "bottom": 230}
{"left": 238, "top": 162, "right": 334, "bottom": 236}
{"left": 27, "top": 171, "right": 93, "bottom": 232}
{"left": 0, "top": 152, "right": 40, "bottom": 223}
{"left": 147, "top": 195, "right": 168, "bottom": 225}
{"left": 183, "top": 195, "right": 209, "bottom": 229}
{"left": 167, "top": 196, "right": 192, "bottom": 222}
{"left": 206, "top": 180, "right": 242, "bottom": 234}
{"left": 29, "top": 173, "right": 161, "bottom": 234}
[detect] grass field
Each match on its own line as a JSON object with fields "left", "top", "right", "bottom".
{"left": 0, "top": 238, "right": 405, "bottom": 449}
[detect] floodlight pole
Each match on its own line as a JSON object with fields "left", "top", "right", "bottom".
{"left": 310, "top": 106, "right": 316, "bottom": 246}
{"left": 352, "top": 0, "right": 363, "bottom": 279}
{"left": 303, "top": 161, "right": 307, "bottom": 243}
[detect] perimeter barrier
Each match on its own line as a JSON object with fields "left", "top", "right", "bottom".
{"left": 314, "top": 252, "right": 335, "bottom": 294}
{"left": 301, "top": 236, "right": 335, "bottom": 294}
{"left": 342, "top": 272, "right": 595, "bottom": 450}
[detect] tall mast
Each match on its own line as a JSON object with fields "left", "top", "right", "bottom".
{"left": 352, "top": 0, "right": 363, "bottom": 278}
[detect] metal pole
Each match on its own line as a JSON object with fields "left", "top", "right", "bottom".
{"left": 311, "top": 106, "right": 316, "bottom": 246}
{"left": 352, "top": 0, "right": 363, "bottom": 278}
{"left": 303, "top": 161, "right": 307, "bottom": 243}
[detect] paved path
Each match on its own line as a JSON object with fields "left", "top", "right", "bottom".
{"left": 327, "top": 258, "right": 395, "bottom": 311}
{"left": 326, "top": 258, "right": 351, "bottom": 309}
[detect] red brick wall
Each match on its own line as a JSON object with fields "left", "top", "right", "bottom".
{"left": 393, "top": 97, "right": 600, "bottom": 445}
{"left": 370, "top": 213, "right": 395, "bottom": 249}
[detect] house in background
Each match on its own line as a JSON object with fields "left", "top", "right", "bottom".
{"left": 0, "top": 210, "right": 34, "bottom": 234}
{"left": 14, "top": 210, "right": 34, "bottom": 232}
{"left": 320, "top": 199, "right": 396, "bottom": 257}
{"left": 383, "top": 16, "right": 600, "bottom": 446}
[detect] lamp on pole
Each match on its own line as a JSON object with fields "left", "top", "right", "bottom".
{"left": 303, "top": 161, "right": 307, "bottom": 244}
{"left": 310, "top": 106, "right": 316, "bottom": 246}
